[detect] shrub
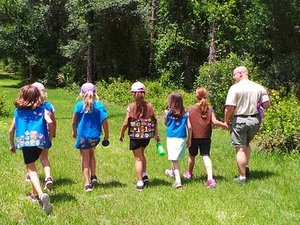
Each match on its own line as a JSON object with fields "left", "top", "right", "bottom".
{"left": 0, "top": 91, "right": 9, "bottom": 116}
{"left": 257, "top": 90, "right": 300, "bottom": 153}
{"left": 96, "top": 78, "right": 195, "bottom": 115}
{"left": 195, "top": 53, "right": 257, "bottom": 118}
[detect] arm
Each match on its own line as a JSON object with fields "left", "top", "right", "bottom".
{"left": 51, "top": 112, "right": 57, "bottom": 138}
{"left": 186, "top": 117, "right": 192, "bottom": 148}
{"left": 102, "top": 118, "right": 109, "bottom": 140}
{"left": 154, "top": 117, "right": 160, "bottom": 142}
{"left": 119, "top": 112, "right": 129, "bottom": 141}
{"left": 8, "top": 118, "right": 16, "bottom": 153}
{"left": 212, "top": 112, "right": 228, "bottom": 129}
{"left": 224, "top": 105, "right": 235, "bottom": 127}
{"left": 44, "top": 112, "right": 54, "bottom": 140}
{"left": 262, "top": 101, "right": 270, "bottom": 109}
{"left": 72, "top": 114, "right": 78, "bottom": 139}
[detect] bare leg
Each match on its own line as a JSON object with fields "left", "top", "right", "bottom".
{"left": 80, "top": 149, "right": 91, "bottom": 185}
{"left": 245, "top": 144, "right": 251, "bottom": 166}
{"left": 202, "top": 155, "right": 213, "bottom": 180}
{"left": 188, "top": 155, "right": 195, "bottom": 175}
{"left": 141, "top": 147, "right": 146, "bottom": 174}
{"left": 133, "top": 147, "right": 144, "bottom": 181}
{"left": 236, "top": 146, "right": 247, "bottom": 177}
{"left": 39, "top": 149, "right": 51, "bottom": 179}
{"left": 27, "top": 163, "right": 43, "bottom": 197}
{"left": 89, "top": 147, "right": 96, "bottom": 177}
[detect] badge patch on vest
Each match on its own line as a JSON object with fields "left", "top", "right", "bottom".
{"left": 129, "top": 118, "right": 155, "bottom": 139}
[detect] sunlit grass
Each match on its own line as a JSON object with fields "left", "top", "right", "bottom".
{"left": 0, "top": 73, "right": 299, "bottom": 224}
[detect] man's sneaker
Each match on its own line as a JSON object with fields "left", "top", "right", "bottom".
{"left": 91, "top": 175, "right": 98, "bottom": 186}
{"left": 233, "top": 177, "right": 247, "bottom": 184}
{"left": 173, "top": 181, "right": 183, "bottom": 189}
{"left": 40, "top": 193, "right": 53, "bottom": 215}
{"left": 246, "top": 167, "right": 250, "bottom": 179}
{"left": 85, "top": 184, "right": 93, "bottom": 192}
{"left": 25, "top": 174, "right": 30, "bottom": 182}
{"left": 44, "top": 177, "right": 53, "bottom": 190}
{"left": 165, "top": 169, "right": 175, "bottom": 178}
{"left": 183, "top": 171, "right": 193, "bottom": 180}
{"left": 136, "top": 184, "right": 145, "bottom": 191}
{"left": 142, "top": 175, "right": 149, "bottom": 185}
{"left": 27, "top": 192, "right": 38, "bottom": 202}
{"left": 205, "top": 179, "right": 217, "bottom": 188}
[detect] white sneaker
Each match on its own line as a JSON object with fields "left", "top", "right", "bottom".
{"left": 165, "top": 169, "right": 175, "bottom": 178}
{"left": 40, "top": 193, "right": 53, "bottom": 215}
{"left": 173, "top": 181, "right": 183, "bottom": 189}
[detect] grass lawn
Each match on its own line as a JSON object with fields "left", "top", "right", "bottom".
{"left": 0, "top": 71, "right": 299, "bottom": 225}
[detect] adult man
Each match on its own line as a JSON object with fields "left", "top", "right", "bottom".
{"left": 224, "top": 66, "right": 270, "bottom": 183}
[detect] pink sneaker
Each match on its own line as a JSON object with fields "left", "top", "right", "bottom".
{"left": 183, "top": 171, "right": 193, "bottom": 180}
{"left": 205, "top": 179, "right": 216, "bottom": 188}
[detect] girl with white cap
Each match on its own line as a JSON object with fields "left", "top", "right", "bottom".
{"left": 119, "top": 81, "right": 160, "bottom": 191}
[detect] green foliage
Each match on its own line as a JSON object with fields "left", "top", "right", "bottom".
{"left": 196, "top": 53, "right": 257, "bottom": 118}
{"left": 96, "top": 78, "right": 195, "bottom": 113}
{"left": 257, "top": 90, "right": 300, "bottom": 153}
{"left": 0, "top": 76, "right": 299, "bottom": 224}
{"left": 0, "top": 91, "right": 9, "bottom": 116}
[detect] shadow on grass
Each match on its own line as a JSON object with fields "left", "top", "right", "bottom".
{"left": 148, "top": 178, "right": 170, "bottom": 186}
{"left": 51, "top": 192, "right": 77, "bottom": 203}
{"left": 94, "top": 180, "right": 125, "bottom": 189}
{"left": 249, "top": 170, "right": 275, "bottom": 180}
{"left": 53, "top": 177, "right": 75, "bottom": 186}
{"left": 0, "top": 73, "right": 19, "bottom": 80}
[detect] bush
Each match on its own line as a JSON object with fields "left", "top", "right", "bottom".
{"left": 195, "top": 53, "right": 257, "bottom": 118}
{"left": 257, "top": 90, "right": 300, "bottom": 153}
{"left": 96, "top": 78, "right": 195, "bottom": 115}
{"left": 0, "top": 91, "right": 9, "bottom": 116}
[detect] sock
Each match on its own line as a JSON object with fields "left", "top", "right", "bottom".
{"left": 173, "top": 169, "right": 181, "bottom": 183}
{"left": 137, "top": 180, "right": 144, "bottom": 186}
{"left": 239, "top": 176, "right": 246, "bottom": 180}
{"left": 142, "top": 172, "right": 148, "bottom": 177}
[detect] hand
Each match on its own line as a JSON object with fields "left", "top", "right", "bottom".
{"left": 186, "top": 140, "right": 191, "bottom": 148}
{"left": 72, "top": 133, "right": 77, "bottom": 139}
{"left": 9, "top": 145, "right": 16, "bottom": 153}
{"left": 155, "top": 134, "right": 160, "bottom": 142}
{"left": 119, "top": 134, "right": 124, "bottom": 141}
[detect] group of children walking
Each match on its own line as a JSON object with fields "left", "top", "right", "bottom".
{"left": 8, "top": 81, "right": 227, "bottom": 214}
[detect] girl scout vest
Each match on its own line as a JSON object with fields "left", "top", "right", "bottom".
{"left": 128, "top": 103, "right": 156, "bottom": 139}
{"left": 15, "top": 106, "right": 48, "bottom": 149}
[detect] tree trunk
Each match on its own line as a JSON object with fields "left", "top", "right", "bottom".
{"left": 208, "top": 21, "right": 217, "bottom": 63}
{"left": 86, "top": 2, "right": 95, "bottom": 83}
{"left": 149, "top": 0, "right": 158, "bottom": 75}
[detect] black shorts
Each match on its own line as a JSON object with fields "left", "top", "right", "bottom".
{"left": 130, "top": 139, "right": 150, "bottom": 150}
{"left": 189, "top": 138, "right": 211, "bottom": 156}
{"left": 22, "top": 147, "right": 43, "bottom": 164}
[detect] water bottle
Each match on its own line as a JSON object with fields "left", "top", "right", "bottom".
{"left": 156, "top": 142, "right": 165, "bottom": 157}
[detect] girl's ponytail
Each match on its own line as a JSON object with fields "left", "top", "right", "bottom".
{"left": 83, "top": 91, "right": 95, "bottom": 112}
{"left": 196, "top": 87, "right": 209, "bottom": 119}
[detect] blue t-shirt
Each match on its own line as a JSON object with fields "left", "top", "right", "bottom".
{"left": 165, "top": 110, "right": 188, "bottom": 138}
{"left": 73, "top": 101, "right": 108, "bottom": 149}
{"left": 14, "top": 106, "right": 48, "bottom": 149}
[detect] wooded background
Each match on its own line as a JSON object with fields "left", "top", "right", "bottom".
{"left": 0, "top": 0, "right": 299, "bottom": 92}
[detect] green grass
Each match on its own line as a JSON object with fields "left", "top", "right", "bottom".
{"left": 0, "top": 71, "right": 299, "bottom": 225}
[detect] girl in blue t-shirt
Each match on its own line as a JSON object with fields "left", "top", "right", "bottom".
{"left": 164, "top": 92, "right": 191, "bottom": 188}
{"left": 72, "top": 83, "right": 109, "bottom": 192}
{"left": 8, "top": 84, "right": 54, "bottom": 214}
{"left": 24, "top": 82, "right": 56, "bottom": 190}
